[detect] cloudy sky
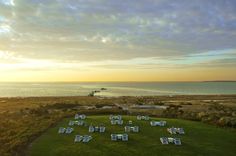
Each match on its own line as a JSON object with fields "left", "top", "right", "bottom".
{"left": 0, "top": 0, "right": 236, "bottom": 82}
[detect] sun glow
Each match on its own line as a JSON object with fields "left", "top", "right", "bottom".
{"left": 0, "top": 0, "right": 236, "bottom": 82}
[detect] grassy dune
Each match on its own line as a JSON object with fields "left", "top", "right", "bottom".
{"left": 28, "top": 116, "right": 236, "bottom": 156}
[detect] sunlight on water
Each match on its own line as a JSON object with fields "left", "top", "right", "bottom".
{"left": 0, "top": 82, "right": 235, "bottom": 97}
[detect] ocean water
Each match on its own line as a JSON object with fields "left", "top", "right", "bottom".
{"left": 0, "top": 82, "right": 235, "bottom": 97}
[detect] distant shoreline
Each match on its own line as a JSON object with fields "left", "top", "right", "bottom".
{"left": 2, "top": 94, "right": 236, "bottom": 98}
{"left": 203, "top": 80, "right": 236, "bottom": 82}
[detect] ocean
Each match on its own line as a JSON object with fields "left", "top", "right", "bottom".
{"left": 0, "top": 82, "right": 235, "bottom": 97}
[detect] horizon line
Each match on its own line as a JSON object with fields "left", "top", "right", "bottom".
{"left": 0, "top": 80, "right": 236, "bottom": 83}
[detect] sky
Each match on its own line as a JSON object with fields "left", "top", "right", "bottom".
{"left": 0, "top": 0, "right": 236, "bottom": 82}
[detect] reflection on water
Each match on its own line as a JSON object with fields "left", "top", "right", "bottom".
{"left": 0, "top": 82, "right": 235, "bottom": 97}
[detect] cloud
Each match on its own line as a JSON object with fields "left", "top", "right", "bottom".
{"left": 0, "top": 24, "right": 11, "bottom": 34}
{"left": 0, "top": 0, "right": 15, "bottom": 6}
{"left": 0, "top": 0, "right": 236, "bottom": 67}
{"left": 1, "top": 48, "right": 235, "bottom": 73}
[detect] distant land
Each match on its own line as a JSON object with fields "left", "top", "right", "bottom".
{"left": 203, "top": 80, "right": 236, "bottom": 82}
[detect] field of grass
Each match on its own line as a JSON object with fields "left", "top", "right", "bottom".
{"left": 28, "top": 115, "right": 236, "bottom": 156}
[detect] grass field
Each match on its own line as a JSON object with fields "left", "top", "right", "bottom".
{"left": 28, "top": 115, "right": 236, "bottom": 156}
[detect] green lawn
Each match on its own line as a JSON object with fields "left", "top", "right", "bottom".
{"left": 28, "top": 115, "right": 236, "bottom": 156}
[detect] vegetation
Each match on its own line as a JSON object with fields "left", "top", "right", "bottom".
{"left": 0, "top": 95, "right": 235, "bottom": 156}
{"left": 28, "top": 115, "right": 236, "bottom": 156}
{"left": 162, "top": 103, "right": 236, "bottom": 127}
{"left": 0, "top": 97, "right": 125, "bottom": 156}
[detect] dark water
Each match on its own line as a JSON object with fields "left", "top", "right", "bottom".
{"left": 0, "top": 82, "right": 235, "bottom": 97}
